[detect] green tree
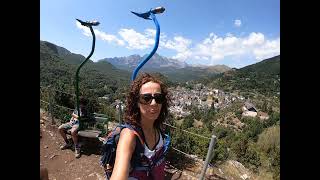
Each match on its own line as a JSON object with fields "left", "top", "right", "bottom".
{"left": 204, "top": 103, "right": 216, "bottom": 124}
{"left": 235, "top": 108, "right": 242, "bottom": 119}
{"left": 171, "top": 129, "right": 192, "bottom": 153}
{"left": 242, "top": 117, "right": 264, "bottom": 141}
{"left": 181, "top": 115, "right": 194, "bottom": 129}
{"left": 257, "top": 125, "right": 280, "bottom": 179}
{"left": 244, "top": 145, "right": 261, "bottom": 172}
{"left": 212, "top": 139, "right": 229, "bottom": 162}
{"left": 257, "top": 125, "right": 280, "bottom": 153}
{"left": 262, "top": 100, "right": 268, "bottom": 112}
{"left": 231, "top": 134, "right": 249, "bottom": 159}
{"left": 270, "top": 145, "right": 280, "bottom": 180}
{"left": 265, "top": 111, "right": 280, "bottom": 128}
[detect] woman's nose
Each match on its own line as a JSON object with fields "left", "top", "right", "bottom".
{"left": 150, "top": 98, "right": 157, "bottom": 105}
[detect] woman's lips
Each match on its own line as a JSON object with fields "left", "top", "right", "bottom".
{"left": 150, "top": 109, "right": 158, "bottom": 113}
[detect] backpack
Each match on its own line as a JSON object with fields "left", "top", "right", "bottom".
{"left": 99, "top": 123, "right": 170, "bottom": 179}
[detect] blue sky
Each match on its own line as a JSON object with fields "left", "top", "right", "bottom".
{"left": 40, "top": 0, "right": 280, "bottom": 68}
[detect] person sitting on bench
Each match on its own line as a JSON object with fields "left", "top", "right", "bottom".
{"left": 58, "top": 97, "right": 88, "bottom": 158}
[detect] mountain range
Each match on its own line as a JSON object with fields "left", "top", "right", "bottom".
{"left": 100, "top": 53, "right": 231, "bottom": 82}
{"left": 100, "top": 53, "right": 188, "bottom": 70}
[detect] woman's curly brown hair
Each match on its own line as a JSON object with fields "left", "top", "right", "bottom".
{"left": 124, "top": 73, "right": 170, "bottom": 129}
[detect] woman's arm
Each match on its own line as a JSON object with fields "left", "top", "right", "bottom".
{"left": 110, "top": 128, "right": 137, "bottom": 180}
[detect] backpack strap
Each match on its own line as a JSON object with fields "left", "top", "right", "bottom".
{"left": 129, "top": 129, "right": 145, "bottom": 145}
{"left": 121, "top": 123, "right": 145, "bottom": 146}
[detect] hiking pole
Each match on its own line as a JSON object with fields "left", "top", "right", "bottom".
{"left": 199, "top": 134, "right": 216, "bottom": 180}
{"left": 74, "top": 19, "right": 99, "bottom": 117}
{"left": 130, "top": 7, "right": 165, "bottom": 81}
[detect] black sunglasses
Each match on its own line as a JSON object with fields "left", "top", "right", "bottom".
{"left": 139, "top": 93, "right": 165, "bottom": 104}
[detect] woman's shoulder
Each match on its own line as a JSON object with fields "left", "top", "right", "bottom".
{"left": 117, "top": 127, "right": 139, "bottom": 152}
{"left": 120, "top": 128, "right": 134, "bottom": 137}
{"left": 120, "top": 128, "right": 137, "bottom": 140}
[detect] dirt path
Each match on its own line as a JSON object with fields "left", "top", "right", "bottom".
{"left": 40, "top": 119, "right": 106, "bottom": 180}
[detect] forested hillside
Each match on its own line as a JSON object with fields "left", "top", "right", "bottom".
{"left": 199, "top": 55, "right": 280, "bottom": 98}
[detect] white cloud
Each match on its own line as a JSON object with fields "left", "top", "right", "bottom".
{"left": 75, "top": 21, "right": 279, "bottom": 66}
{"left": 76, "top": 21, "right": 178, "bottom": 51}
{"left": 76, "top": 21, "right": 125, "bottom": 46}
{"left": 234, "top": 19, "right": 242, "bottom": 27}
{"left": 163, "top": 36, "right": 192, "bottom": 51}
{"left": 118, "top": 28, "right": 158, "bottom": 50}
{"left": 253, "top": 38, "right": 280, "bottom": 60}
{"left": 145, "top": 28, "right": 156, "bottom": 37}
{"left": 95, "top": 30, "right": 125, "bottom": 46}
{"left": 194, "top": 34, "right": 243, "bottom": 63}
{"left": 242, "top": 32, "right": 265, "bottom": 46}
{"left": 116, "top": 28, "right": 168, "bottom": 50}
{"left": 190, "top": 32, "right": 279, "bottom": 65}
{"left": 203, "top": 33, "right": 218, "bottom": 44}
{"left": 172, "top": 50, "right": 192, "bottom": 60}
{"left": 162, "top": 36, "right": 193, "bottom": 61}
{"left": 145, "top": 29, "right": 169, "bottom": 49}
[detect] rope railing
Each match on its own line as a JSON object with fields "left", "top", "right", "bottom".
{"left": 171, "top": 147, "right": 203, "bottom": 161}
{"left": 164, "top": 123, "right": 211, "bottom": 140}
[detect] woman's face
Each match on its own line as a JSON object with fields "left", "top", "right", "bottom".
{"left": 138, "top": 81, "right": 163, "bottom": 124}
